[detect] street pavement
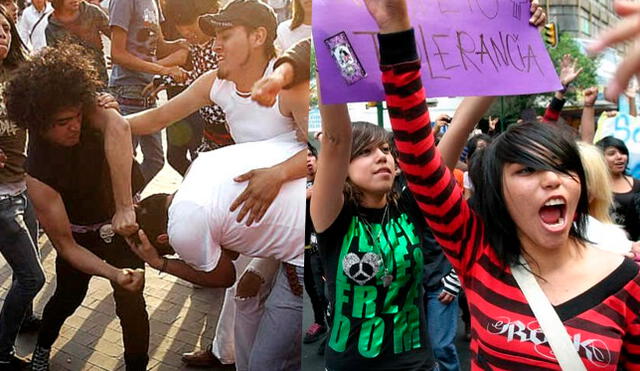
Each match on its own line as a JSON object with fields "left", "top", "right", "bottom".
{"left": 3, "top": 136, "right": 228, "bottom": 370}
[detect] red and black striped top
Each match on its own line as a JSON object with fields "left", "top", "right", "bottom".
{"left": 379, "top": 29, "right": 640, "bottom": 370}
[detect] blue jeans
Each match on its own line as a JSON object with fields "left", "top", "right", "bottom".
{"left": 425, "top": 288, "right": 460, "bottom": 371}
{"left": 111, "top": 85, "right": 164, "bottom": 185}
{"left": 249, "top": 264, "right": 302, "bottom": 371}
{"left": 0, "top": 192, "right": 45, "bottom": 360}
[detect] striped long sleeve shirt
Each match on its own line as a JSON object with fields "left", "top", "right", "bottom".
{"left": 379, "top": 28, "right": 640, "bottom": 370}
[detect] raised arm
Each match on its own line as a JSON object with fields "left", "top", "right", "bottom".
{"left": 128, "top": 71, "right": 216, "bottom": 135}
{"left": 26, "top": 176, "right": 144, "bottom": 291}
{"left": 437, "top": 97, "right": 495, "bottom": 171}
{"left": 310, "top": 101, "right": 351, "bottom": 232}
{"left": 364, "top": 0, "right": 482, "bottom": 277}
{"left": 580, "top": 86, "right": 598, "bottom": 143}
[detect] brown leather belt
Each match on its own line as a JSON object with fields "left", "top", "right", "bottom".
{"left": 117, "top": 96, "right": 155, "bottom": 108}
{"left": 283, "top": 263, "right": 303, "bottom": 297}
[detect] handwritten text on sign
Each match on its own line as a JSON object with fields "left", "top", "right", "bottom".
{"left": 313, "top": 0, "right": 562, "bottom": 104}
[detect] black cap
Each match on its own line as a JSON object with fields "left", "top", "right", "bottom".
{"left": 199, "top": 0, "right": 277, "bottom": 40}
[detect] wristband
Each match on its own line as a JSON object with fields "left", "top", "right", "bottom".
{"left": 159, "top": 257, "right": 168, "bottom": 274}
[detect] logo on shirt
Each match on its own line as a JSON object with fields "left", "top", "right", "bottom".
{"left": 487, "top": 317, "right": 612, "bottom": 367}
{"left": 0, "top": 84, "right": 18, "bottom": 137}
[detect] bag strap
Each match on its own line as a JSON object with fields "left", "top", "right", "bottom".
{"left": 511, "top": 258, "right": 587, "bottom": 371}
{"left": 29, "top": 10, "right": 50, "bottom": 43}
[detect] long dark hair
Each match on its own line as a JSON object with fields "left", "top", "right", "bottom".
{"left": 596, "top": 136, "right": 630, "bottom": 175}
{"left": 0, "top": 5, "right": 27, "bottom": 72}
{"left": 471, "top": 122, "right": 590, "bottom": 269}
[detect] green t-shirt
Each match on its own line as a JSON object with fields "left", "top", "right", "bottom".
{"left": 318, "top": 191, "right": 435, "bottom": 371}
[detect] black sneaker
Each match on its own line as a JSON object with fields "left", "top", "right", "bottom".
{"left": 303, "top": 323, "right": 326, "bottom": 344}
{"left": 30, "top": 346, "right": 49, "bottom": 371}
{"left": 0, "top": 355, "right": 30, "bottom": 371}
{"left": 19, "top": 316, "right": 42, "bottom": 334}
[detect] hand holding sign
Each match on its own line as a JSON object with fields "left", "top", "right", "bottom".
{"left": 362, "top": 0, "right": 410, "bottom": 34}
{"left": 314, "top": 0, "right": 560, "bottom": 104}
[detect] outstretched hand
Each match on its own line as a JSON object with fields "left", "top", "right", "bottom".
{"left": 362, "top": 0, "right": 410, "bottom": 34}
{"left": 587, "top": 0, "right": 640, "bottom": 100}
{"left": 559, "top": 54, "right": 584, "bottom": 87}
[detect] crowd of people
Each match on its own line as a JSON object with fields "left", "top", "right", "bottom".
{"left": 3, "top": 0, "right": 640, "bottom": 369}
{"left": 305, "top": 0, "right": 640, "bottom": 370}
{"left": 0, "top": 0, "right": 309, "bottom": 370}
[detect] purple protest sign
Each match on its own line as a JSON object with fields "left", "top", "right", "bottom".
{"left": 313, "top": 0, "right": 562, "bottom": 104}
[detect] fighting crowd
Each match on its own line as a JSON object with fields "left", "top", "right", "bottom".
{"left": 0, "top": 0, "right": 310, "bottom": 369}
{"left": 306, "top": 0, "right": 640, "bottom": 370}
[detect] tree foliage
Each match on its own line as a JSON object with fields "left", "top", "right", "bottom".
{"left": 487, "top": 32, "right": 599, "bottom": 125}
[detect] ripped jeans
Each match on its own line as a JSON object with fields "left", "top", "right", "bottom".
{"left": 0, "top": 191, "right": 45, "bottom": 360}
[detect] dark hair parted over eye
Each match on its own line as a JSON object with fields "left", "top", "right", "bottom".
{"left": 596, "top": 136, "right": 630, "bottom": 175}
{"left": 470, "top": 122, "right": 590, "bottom": 269}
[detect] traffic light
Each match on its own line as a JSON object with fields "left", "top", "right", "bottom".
{"left": 544, "top": 22, "right": 558, "bottom": 48}
{"left": 366, "top": 101, "right": 378, "bottom": 109}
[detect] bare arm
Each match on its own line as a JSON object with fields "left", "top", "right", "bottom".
{"left": 86, "top": 105, "right": 138, "bottom": 236}
{"left": 580, "top": 86, "right": 598, "bottom": 143}
{"left": 128, "top": 230, "right": 236, "bottom": 288}
{"left": 26, "top": 176, "right": 144, "bottom": 291}
{"left": 279, "top": 81, "right": 310, "bottom": 135}
{"left": 437, "top": 97, "right": 495, "bottom": 171}
{"left": 110, "top": 26, "right": 184, "bottom": 78}
{"left": 128, "top": 71, "right": 216, "bottom": 135}
{"left": 310, "top": 102, "right": 350, "bottom": 233}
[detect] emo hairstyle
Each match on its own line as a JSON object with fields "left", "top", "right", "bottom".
{"left": 164, "top": 0, "right": 219, "bottom": 26}
{"left": 308, "top": 142, "right": 317, "bottom": 157}
{"left": 135, "top": 193, "right": 175, "bottom": 256}
{"left": 471, "top": 122, "right": 590, "bottom": 269}
{"left": 0, "top": 5, "right": 27, "bottom": 71}
{"left": 4, "top": 43, "right": 101, "bottom": 133}
{"left": 577, "top": 142, "right": 614, "bottom": 224}
{"left": 344, "top": 121, "right": 398, "bottom": 205}
{"left": 596, "top": 136, "right": 630, "bottom": 175}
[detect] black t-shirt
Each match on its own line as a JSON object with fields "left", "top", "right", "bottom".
{"left": 317, "top": 190, "right": 435, "bottom": 371}
{"left": 612, "top": 177, "right": 640, "bottom": 241}
{"left": 25, "top": 126, "right": 144, "bottom": 225}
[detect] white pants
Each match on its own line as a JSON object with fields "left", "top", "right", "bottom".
{"left": 211, "top": 257, "right": 278, "bottom": 367}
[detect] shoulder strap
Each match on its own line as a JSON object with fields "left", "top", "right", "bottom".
{"left": 29, "top": 10, "right": 50, "bottom": 42}
{"left": 511, "top": 259, "right": 587, "bottom": 371}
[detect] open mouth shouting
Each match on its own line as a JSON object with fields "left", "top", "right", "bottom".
{"left": 539, "top": 196, "right": 567, "bottom": 232}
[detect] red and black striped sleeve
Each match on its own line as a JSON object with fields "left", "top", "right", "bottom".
{"left": 378, "top": 29, "right": 485, "bottom": 281}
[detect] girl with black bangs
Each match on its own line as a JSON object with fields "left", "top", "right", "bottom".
{"left": 359, "top": 0, "right": 640, "bottom": 368}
